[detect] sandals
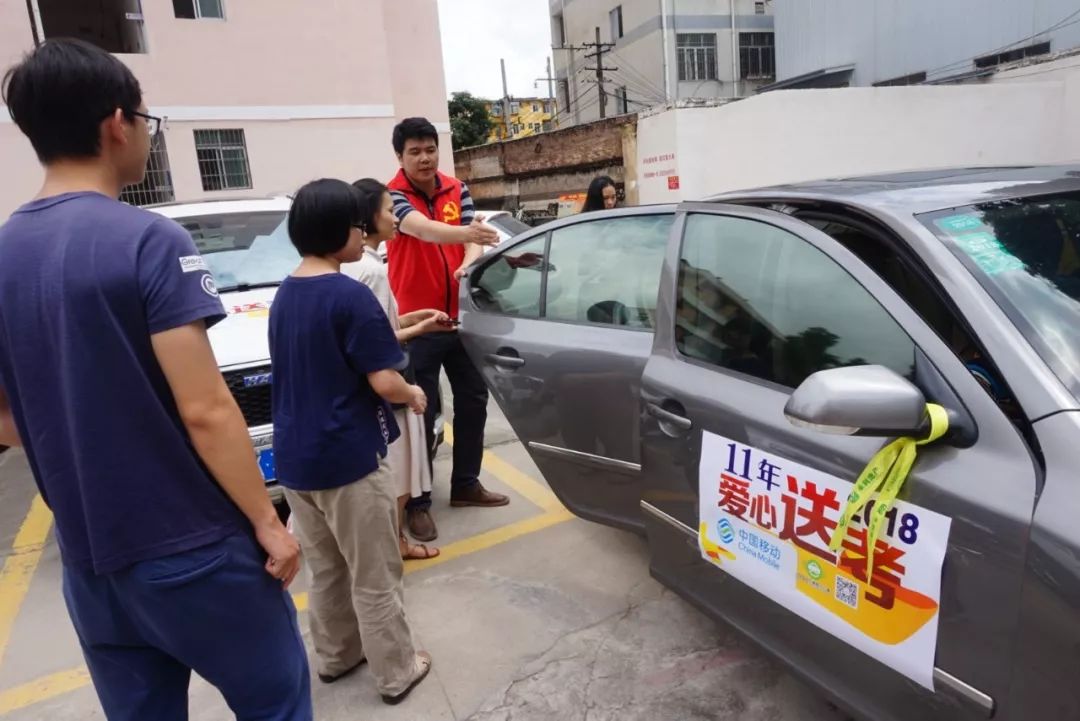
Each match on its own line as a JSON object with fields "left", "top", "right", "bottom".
{"left": 400, "top": 532, "right": 441, "bottom": 561}
{"left": 381, "top": 651, "right": 432, "bottom": 705}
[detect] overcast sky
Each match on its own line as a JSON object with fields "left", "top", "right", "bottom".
{"left": 437, "top": 0, "right": 554, "bottom": 101}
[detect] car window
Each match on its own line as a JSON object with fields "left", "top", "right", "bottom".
{"left": 487, "top": 214, "right": 531, "bottom": 237}
{"left": 919, "top": 193, "right": 1080, "bottom": 401}
{"left": 677, "top": 214, "right": 916, "bottom": 388}
{"left": 544, "top": 214, "right": 672, "bottom": 329}
{"left": 176, "top": 211, "right": 297, "bottom": 292}
{"left": 470, "top": 234, "right": 549, "bottom": 317}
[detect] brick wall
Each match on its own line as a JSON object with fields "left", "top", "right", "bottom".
{"left": 454, "top": 115, "right": 637, "bottom": 210}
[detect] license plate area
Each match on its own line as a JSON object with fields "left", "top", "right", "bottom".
{"left": 257, "top": 447, "right": 276, "bottom": 482}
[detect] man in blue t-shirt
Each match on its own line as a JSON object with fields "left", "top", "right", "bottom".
{"left": 0, "top": 40, "right": 310, "bottom": 720}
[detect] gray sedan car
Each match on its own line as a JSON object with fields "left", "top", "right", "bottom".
{"left": 459, "top": 166, "right": 1080, "bottom": 721}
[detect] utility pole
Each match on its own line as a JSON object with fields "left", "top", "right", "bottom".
{"left": 500, "top": 58, "right": 511, "bottom": 140}
{"left": 535, "top": 57, "right": 556, "bottom": 129}
{"left": 583, "top": 26, "right": 617, "bottom": 119}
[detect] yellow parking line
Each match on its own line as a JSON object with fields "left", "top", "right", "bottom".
{"left": 292, "top": 507, "right": 573, "bottom": 612}
{"left": 0, "top": 667, "right": 90, "bottom": 715}
{"left": 0, "top": 444, "right": 571, "bottom": 715}
{"left": 0, "top": 496, "right": 53, "bottom": 669}
{"left": 443, "top": 425, "right": 562, "bottom": 512}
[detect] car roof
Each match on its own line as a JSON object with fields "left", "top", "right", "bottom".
{"left": 708, "top": 165, "right": 1080, "bottom": 215}
{"left": 147, "top": 196, "right": 292, "bottom": 219}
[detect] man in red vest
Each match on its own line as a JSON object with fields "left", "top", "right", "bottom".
{"left": 387, "top": 117, "right": 507, "bottom": 542}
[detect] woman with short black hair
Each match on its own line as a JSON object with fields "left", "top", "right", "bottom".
{"left": 271, "top": 178, "right": 433, "bottom": 705}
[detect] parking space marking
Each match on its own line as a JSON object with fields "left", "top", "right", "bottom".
{"left": 0, "top": 442, "right": 569, "bottom": 716}
{"left": 0, "top": 668, "right": 90, "bottom": 715}
{"left": 292, "top": 507, "right": 574, "bottom": 612}
{"left": 443, "top": 425, "right": 562, "bottom": 512}
{"left": 0, "top": 495, "right": 53, "bottom": 669}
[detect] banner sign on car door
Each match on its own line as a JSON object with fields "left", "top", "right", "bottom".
{"left": 698, "top": 431, "right": 952, "bottom": 689}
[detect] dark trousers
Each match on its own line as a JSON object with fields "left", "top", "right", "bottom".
{"left": 407, "top": 331, "right": 488, "bottom": 511}
{"left": 62, "top": 532, "right": 312, "bottom": 721}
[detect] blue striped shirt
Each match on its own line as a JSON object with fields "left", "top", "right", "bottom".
{"left": 389, "top": 178, "right": 475, "bottom": 226}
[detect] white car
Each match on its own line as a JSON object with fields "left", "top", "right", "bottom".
{"left": 151, "top": 197, "right": 443, "bottom": 509}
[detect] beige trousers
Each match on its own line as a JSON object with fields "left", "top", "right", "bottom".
{"left": 284, "top": 460, "right": 417, "bottom": 696}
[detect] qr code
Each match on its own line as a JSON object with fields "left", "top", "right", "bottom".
{"left": 835, "top": 576, "right": 859, "bottom": 609}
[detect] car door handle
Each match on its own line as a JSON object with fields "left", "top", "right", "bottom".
{"left": 646, "top": 402, "right": 692, "bottom": 431}
{"left": 484, "top": 353, "right": 525, "bottom": 369}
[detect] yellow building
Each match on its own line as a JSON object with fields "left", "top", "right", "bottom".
{"left": 486, "top": 97, "right": 556, "bottom": 142}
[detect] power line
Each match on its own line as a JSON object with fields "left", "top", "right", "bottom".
{"left": 982, "top": 57, "right": 1080, "bottom": 82}
{"left": 608, "top": 49, "right": 667, "bottom": 100}
{"left": 550, "top": 84, "right": 600, "bottom": 124}
{"left": 605, "top": 69, "right": 665, "bottom": 105}
{"left": 922, "top": 8, "right": 1080, "bottom": 80}
{"left": 606, "top": 72, "right": 665, "bottom": 106}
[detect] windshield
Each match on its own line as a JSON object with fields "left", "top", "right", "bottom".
{"left": 486, "top": 214, "right": 531, "bottom": 237}
{"left": 175, "top": 211, "right": 298, "bottom": 292}
{"left": 919, "top": 192, "right": 1080, "bottom": 400}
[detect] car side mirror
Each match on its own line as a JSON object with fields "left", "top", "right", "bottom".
{"left": 784, "top": 365, "right": 929, "bottom": 437}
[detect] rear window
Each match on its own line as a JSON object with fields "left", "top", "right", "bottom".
{"left": 919, "top": 193, "right": 1080, "bottom": 400}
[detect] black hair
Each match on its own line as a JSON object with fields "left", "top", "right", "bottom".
{"left": 287, "top": 179, "right": 363, "bottom": 257}
{"left": 582, "top": 176, "right": 617, "bottom": 213}
{"left": 351, "top": 178, "right": 389, "bottom": 233}
{"left": 392, "top": 117, "right": 439, "bottom": 155}
{"left": 2, "top": 38, "right": 143, "bottom": 163}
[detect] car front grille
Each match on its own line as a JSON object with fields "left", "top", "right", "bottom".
{"left": 222, "top": 364, "right": 272, "bottom": 428}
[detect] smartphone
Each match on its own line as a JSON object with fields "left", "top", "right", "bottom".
{"left": 438, "top": 318, "right": 461, "bottom": 327}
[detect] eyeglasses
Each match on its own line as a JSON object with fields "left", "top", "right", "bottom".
{"left": 129, "top": 110, "right": 165, "bottom": 137}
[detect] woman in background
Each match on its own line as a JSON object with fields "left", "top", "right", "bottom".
{"left": 581, "top": 175, "right": 618, "bottom": 212}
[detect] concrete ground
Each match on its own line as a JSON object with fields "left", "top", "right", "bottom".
{"left": 0, "top": 398, "right": 849, "bottom": 721}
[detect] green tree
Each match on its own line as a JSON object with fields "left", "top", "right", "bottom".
{"left": 448, "top": 91, "right": 493, "bottom": 149}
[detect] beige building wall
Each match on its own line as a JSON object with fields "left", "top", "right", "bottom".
{"left": 0, "top": 0, "right": 454, "bottom": 218}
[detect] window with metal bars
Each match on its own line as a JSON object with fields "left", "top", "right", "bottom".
{"left": 739, "top": 32, "right": 775, "bottom": 79}
{"left": 974, "top": 41, "right": 1050, "bottom": 70}
{"left": 873, "top": 71, "right": 928, "bottom": 87}
{"left": 194, "top": 129, "right": 252, "bottom": 191}
{"left": 173, "top": 0, "right": 224, "bottom": 19}
{"left": 677, "top": 34, "right": 717, "bottom": 82}
{"left": 120, "top": 134, "right": 175, "bottom": 207}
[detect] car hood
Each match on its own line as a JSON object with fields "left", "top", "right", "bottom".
{"left": 208, "top": 287, "right": 278, "bottom": 369}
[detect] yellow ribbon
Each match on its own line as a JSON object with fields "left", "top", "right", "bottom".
{"left": 828, "top": 404, "right": 949, "bottom": 578}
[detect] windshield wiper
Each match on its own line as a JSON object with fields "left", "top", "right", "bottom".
{"left": 217, "top": 281, "right": 283, "bottom": 294}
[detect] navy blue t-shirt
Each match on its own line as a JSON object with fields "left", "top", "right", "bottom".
{"left": 0, "top": 192, "right": 245, "bottom": 575}
{"left": 269, "top": 273, "right": 405, "bottom": 491}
